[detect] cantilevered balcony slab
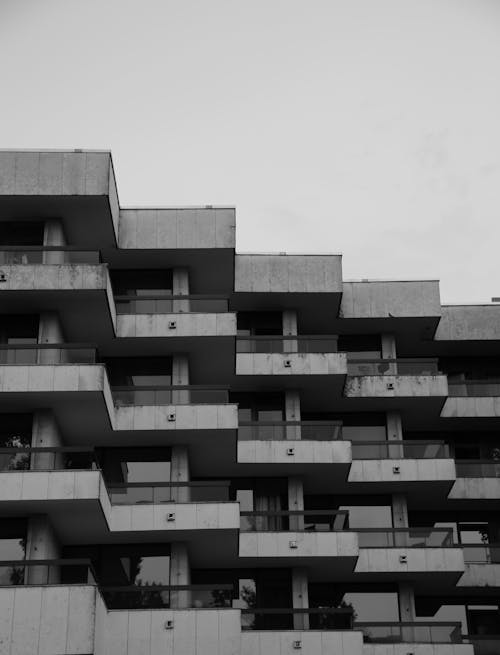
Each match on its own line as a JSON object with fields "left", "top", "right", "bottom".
{"left": 0, "top": 585, "right": 98, "bottom": 655}
{"left": 442, "top": 395, "right": 500, "bottom": 419}
{"left": 233, "top": 254, "right": 343, "bottom": 331}
{"left": 115, "top": 207, "right": 235, "bottom": 293}
{"left": 362, "top": 643, "right": 473, "bottom": 655}
{"left": 0, "top": 150, "right": 119, "bottom": 246}
{"left": 242, "top": 631, "right": 363, "bottom": 655}
{"left": 449, "top": 470, "right": 500, "bottom": 508}
{"left": 338, "top": 280, "right": 442, "bottom": 348}
{"left": 0, "top": 258, "right": 116, "bottom": 340}
{"left": 436, "top": 304, "right": 500, "bottom": 343}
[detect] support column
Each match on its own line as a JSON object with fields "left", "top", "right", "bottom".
{"left": 381, "top": 333, "right": 397, "bottom": 374}
{"left": 288, "top": 477, "right": 304, "bottom": 531}
{"left": 171, "top": 446, "right": 190, "bottom": 502}
{"left": 283, "top": 310, "right": 298, "bottom": 353}
{"left": 285, "top": 390, "right": 301, "bottom": 440}
{"left": 386, "top": 411, "right": 404, "bottom": 458}
{"left": 26, "top": 515, "right": 61, "bottom": 583}
{"left": 31, "top": 410, "right": 63, "bottom": 470}
{"left": 173, "top": 268, "right": 190, "bottom": 313}
{"left": 392, "top": 493, "right": 409, "bottom": 546}
{"left": 172, "top": 354, "right": 189, "bottom": 404}
{"left": 38, "top": 312, "right": 65, "bottom": 364}
{"left": 292, "top": 568, "right": 310, "bottom": 630}
{"left": 43, "top": 219, "right": 66, "bottom": 264}
{"left": 170, "top": 542, "right": 191, "bottom": 608}
{"left": 398, "top": 582, "right": 416, "bottom": 641}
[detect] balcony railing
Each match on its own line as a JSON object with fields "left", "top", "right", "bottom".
{"left": 462, "top": 543, "right": 500, "bottom": 564}
{"left": 0, "top": 447, "right": 98, "bottom": 471}
{"left": 240, "top": 510, "right": 349, "bottom": 532}
{"left": 355, "top": 527, "right": 455, "bottom": 548}
{"left": 354, "top": 622, "right": 462, "bottom": 644}
{"left": 351, "top": 440, "right": 449, "bottom": 459}
{"left": 347, "top": 358, "right": 440, "bottom": 376}
{"left": 455, "top": 459, "right": 500, "bottom": 478}
{"left": 100, "top": 584, "right": 234, "bottom": 610}
{"left": 241, "top": 608, "right": 354, "bottom": 630}
{"left": 0, "top": 559, "right": 96, "bottom": 586}
{"left": 236, "top": 335, "right": 339, "bottom": 354}
{"left": 114, "top": 295, "right": 229, "bottom": 314}
{"left": 0, "top": 343, "right": 96, "bottom": 365}
{"left": 112, "top": 385, "right": 229, "bottom": 406}
{"left": 107, "top": 480, "right": 231, "bottom": 504}
{"left": 0, "top": 246, "right": 101, "bottom": 265}
{"left": 465, "top": 635, "right": 500, "bottom": 655}
{"left": 448, "top": 379, "right": 500, "bottom": 397}
{"left": 238, "top": 421, "right": 343, "bottom": 441}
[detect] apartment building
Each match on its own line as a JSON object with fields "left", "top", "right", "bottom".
{"left": 0, "top": 149, "right": 499, "bottom": 655}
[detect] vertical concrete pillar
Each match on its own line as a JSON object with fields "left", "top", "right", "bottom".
{"left": 292, "top": 567, "right": 309, "bottom": 630}
{"left": 173, "top": 268, "right": 190, "bottom": 313}
{"left": 31, "top": 410, "right": 63, "bottom": 470}
{"left": 392, "top": 493, "right": 409, "bottom": 547}
{"left": 43, "top": 219, "right": 66, "bottom": 264}
{"left": 171, "top": 445, "right": 190, "bottom": 502}
{"left": 285, "top": 390, "right": 301, "bottom": 440}
{"left": 170, "top": 542, "right": 191, "bottom": 609}
{"left": 288, "top": 477, "right": 304, "bottom": 531}
{"left": 381, "top": 334, "right": 397, "bottom": 374}
{"left": 386, "top": 411, "right": 403, "bottom": 458}
{"left": 26, "top": 515, "right": 61, "bottom": 584}
{"left": 38, "top": 312, "right": 65, "bottom": 364}
{"left": 398, "top": 582, "right": 416, "bottom": 641}
{"left": 283, "top": 310, "right": 298, "bottom": 353}
{"left": 172, "top": 354, "right": 189, "bottom": 404}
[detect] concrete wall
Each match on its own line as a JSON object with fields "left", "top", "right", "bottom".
{"left": 236, "top": 353, "right": 347, "bottom": 376}
{"left": 441, "top": 397, "right": 500, "bottom": 417}
{"left": 449, "top": 477, "right": 500, "bottom": 499}
{"left": 436, "top": 304, "right": 500, "bottom": 341}
{"left": 0, "top": 363, "right": 109, "bottom": 394}
{"left": 117, "top": 312, "right": 236, "bottom": 337}
{"left": 0, "top": 585, "right": 97, "bottom": 655}
{"left": 113, "top": 403, "right": 238, "bottom": 431}
{"left": 340, "top": 280, "right": 441, "bottom": 318}
{"left": 94, "top": 608, "right": 241, "bottom": 655}
{"left": 239, "top": 531, "right": 358, "bottom": 559}
{"left": 0, "top": 263, "right": 112, "bottom": 291}
{"left": 348, "top": 459, "right": 456, "bottom": 483}
{"left": 109, "top": 502, "right": 239, "bottom": 532}
{"left": 355, "top": 548, "right": 465, "bottom": 574}
{"left": 241, "top": 630, "right": 363, "bottom": 655}
{"left": 234, "top": 255, "right": 342, "bottom": 293}
{"left": 0, "top": 470, "right": 103, "bottom": 503}
{"left": 345, "top": 375, "right": 448, "bottom": 398}
{"left": 362, "top": 646, "right": 473, "bottom": 655}
{"left": 458, "top": 564, "right": 500, "bottom": 587}
{"left": 238, "top": 440, "right": 352, "bottom": 465}
{"left": 118, "top": 208, "right": 235, "bottom": 249}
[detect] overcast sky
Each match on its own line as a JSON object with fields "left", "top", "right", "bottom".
{"left": 1, "top": 0, "right": 499, "bottom": 304}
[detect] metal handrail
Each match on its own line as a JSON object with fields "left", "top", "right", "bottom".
{"left": 0, "top": 246, "right": 100, "bottom": 252}
{"left": 0, "top": 558, "right": 92, "bottom": 566}
{"left": 0, "top": 446, "right": 95, "bottom": 453}
{"left": 241, "top": 607, "right": 353, "bottom": 615}
{"left": 347, "top": 357, "right": 439, "bottom": 364}
{"left": 240, "top": 510, "right": 348, "bottom": 517}
{"left": 114, "top": 294, "right": 229, "bottom": 301}
{"left": 100, "top": 583, "right": 235, "bottom": 592}
{"left": 236, "top": 335, "right": 339, "bottom": 341}
{"left": 108, "top": 480, "right": 231, "bottom": 489}
{"left": 111, "top": 384, "right": 229, "bottom": 391}
{"left": 0, "top": 342, "right": 97, "bottom": 350}
{"left": 238, "top": 420, "right": 343, "bottom": 427}
{"left": 351, "top": 440, "right": 446, "bottom": 446}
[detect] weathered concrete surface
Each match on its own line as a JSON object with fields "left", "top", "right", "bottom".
{"left": 441, "top": 397, "right": 500, "bottom": 418}
{"left": 239, "top": 531, "right": 358, "bottom": 558}
{"left": 114, "top": 403, "right": 238, "bottom": 430}
{"left": 117, "top": 312, "right": 236, "bottom": 337}
{"left": 449, "top": 477, "right": 500, "bottom": 499}
{"left": 349, "top": 458, "right": 456, "bottom": 483}
{"left": 109, "top": 502, "right": 239, "bottom": 532}
{"left": 355, "top": 547, "right": 464, "bottom": 574}
{"left": 0, "top": 470, "right": 104, "bottom": 503}
{"left": 0, "top": 585, "right": 97, "bottom": 655}
{"left": 94, "top": 607, "right": 241, "bottom": 655}
{"left": 363, "top": 646, "right": 473, "bottom": 655}
{"left": 345, "top": 375, "right": 448, "bottom": 398}
{"left": 458, "top": 563, "right": 500, "bottom": 587}
{"left": 242, "top": 631, "right": 363, "bottom": 655}
{"left": 238, "top": 439, "right": 352, "bottom": 464}
{"left": 0, "top": 263, "right": 111, "bottom": 291}
{"left": 0, "top": 363, "right": 109, "bottom": 393}
{"left": 341, "top": 280, "right": 441, "bottom": 318}
{"left": 235, "top": 254, "right": 342, "bottom": 293}
{"left": 236, "top": 352, "right": 347, "bottom": 376}
{"left": 118, "top": 207, "right": 235, "bottom": 249}
{"left": 436, "top": 304, "right": 500, "bottom": 341}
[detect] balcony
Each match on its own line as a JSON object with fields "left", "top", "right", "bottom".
{"left": 449, "top": 460, "right": 500, "bottom": 502}
{"left": 442, "top": 380, "right": 500, "bottom": 418}
{"left": 348, "top": 440, "right": 456, "bottom": 497}
{"left": 356, "top": 621, "right": 464, "bottom": 644}
{"left": 0, "top": 248, "right": 116, "bottom": 339}
{"left": 235, "top": 336, "right": 347, "bottom": 401}
{"left": 457, "top": 544, "right": 500, "bottom": 589}
{"left": 239, "top": 510, "right": 358, "bottom": 576}
{"left": 354, "top": 527, "right": 465, "bottom": 582}
{"left": 344, "top": 358, "right": 448, "bottom": 418}
{"left": 464, "top": 635, "right": 500, "bottom": 655}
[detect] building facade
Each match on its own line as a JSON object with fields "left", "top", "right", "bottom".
{"left": 0, "top": 149, "right": 499, "bottom": 655}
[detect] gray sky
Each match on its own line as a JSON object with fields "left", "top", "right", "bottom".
{"left": 1, "top": 0, "right": 499, "bottom": 304}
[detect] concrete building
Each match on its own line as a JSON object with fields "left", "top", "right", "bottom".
{"left": 0, "top": 149, "right": 499, "bottom": 655}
